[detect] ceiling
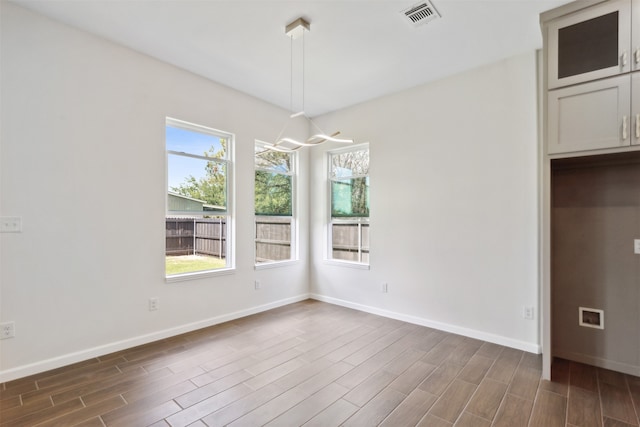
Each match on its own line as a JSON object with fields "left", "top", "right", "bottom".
{"left": 11, "top": 0, "right": 572, "bottom": 117}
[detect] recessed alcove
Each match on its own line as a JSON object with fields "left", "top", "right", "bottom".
{"left": 551, "top": 151, "right": 640, "bottom": 375}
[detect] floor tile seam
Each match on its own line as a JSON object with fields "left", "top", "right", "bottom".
{"left": 270, "top": 380, "right": 351, "bottom": 425}
{"left": 34, "top": 363, "right": 126, "bottom": 393}
{"left": 294, "top": 324, "right": 377, "bottom": 358}
{"left": 342, "top": 328, "right": 416, "bottom": 367}
{"left": 455, "top": 376, "right": 504, "bottom": 425}
{"left": 341, "top": 371, "right": 399, "bottom": 409}
{"left": 351, "top": 385, "right": 409, "bottom": 425}
{"left": 12, "top": 397, "right": 85, "bottom": 427}
{"left": 376, "top": 394, "right": 433, "bottom": 427}
{"left": 319, "top": 330, "right": 392, "bottom": 363}
{"left": 244, "top": 351, "right": 308, "bottom": 378}
{"left": 420, "top": 373, "right": 475, "bottom": 424}
{"left": 244, "top": 347, "right": 306, "bottom": 375}
{"left": 149, "top": 344, "right": 234, "bottom": 372}
{"left": 164, "top": 384, "right": 252, "bottom": 426}
{"left": 526, "top": 380, "right": 554, "bottom": 427}
{"left": 541, "top": 385, "right": 570, "bottom": 398}
{"left": 421, "top": 412, "right": 451, "bottom": 426}
{"left": 223, "top": 378, "right": 324, "bottom": 427}
{"left": 240, "top": 355, "right": 314, "bottom": 391}
{"left": 333, "top": 355, "right": 393, "bottom": 392}
{"left": 380, "top": 351, "right": 429, "bottom": 379}
{"left": 595, "top": 365, "right": 607, "bottom": 427}
{"left": 603, "top": 413, "right": 640, "bottom": 426}
{"left": 174, "top": 380, "right": 251, "bottom": 410}
{"left": 564, "top": 373, "right": 571, "bottom": 427}
{"left": 174, "top": 384, "right": 272, "bottom": 426}
{"left": 183, "top": 367, "right": 258, "bottom": 404}
{"left": 624, "top": 374, "right": 640, "bottom": 425}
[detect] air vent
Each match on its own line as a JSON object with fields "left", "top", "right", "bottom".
{"left": 402, "top": 1, "right": 440, "bottom": 27}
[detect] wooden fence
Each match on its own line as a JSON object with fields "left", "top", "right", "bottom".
{"left": 332, "top": 223, "right": 370, "bottom": 263}
{"left": 166, "top": 218, "right": 226, "bottom": 258}
{"left": 166, "top": 217, "right": 368, "bottom": 263}
{"left": 255, "top": 216, "right": 291, "bottom": 263}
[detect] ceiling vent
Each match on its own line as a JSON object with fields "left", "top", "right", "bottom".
{"left": 402, "top": 1, "right": 440, "bottom": 27}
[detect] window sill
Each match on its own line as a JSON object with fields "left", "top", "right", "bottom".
{"left": 323, "top": 260, "right": 370, "bottom": 270}
{"left": 165, "top": 267, "right": 235, "bottom": 283}
{"left": 255, "top": 260, "right": 299, "bottom": 270}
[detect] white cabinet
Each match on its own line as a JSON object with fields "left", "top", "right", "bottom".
{"left": 548, "top": 75, "right": 631, "bottom": 154}
{"left": 547, "top": 0, "right": 632, "bottom": 89}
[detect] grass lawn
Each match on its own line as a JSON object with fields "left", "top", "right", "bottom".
{"left": 165, "top": 255, "right": 226, "bottom": 276}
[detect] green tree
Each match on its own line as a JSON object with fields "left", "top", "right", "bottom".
{"left": 331, "top": 149, "right": 369, "bottom": 217}
{"left": 171, "top": 140, "right": 227, "bottom": 208}
{"left": 254, "top": 149, "right": 292, "bottom": 215}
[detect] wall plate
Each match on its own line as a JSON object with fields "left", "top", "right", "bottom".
{"left": 579, "top": 307, "right": 604, "bottom": 329}
{"left": 0, "top": 217, "right": 22, "bottom": 233}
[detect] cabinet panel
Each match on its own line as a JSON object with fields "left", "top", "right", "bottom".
{"left": 548, "top": 75, "right": 631, "bottom": 154}
{"left": 547, "top": 0, "right": 631, "bottom": 89}
{"left": 633, "top": 0, "right": 640, "bottom": 71}
{"left": 634, "top": 72, "right": 640, "bottom": 145}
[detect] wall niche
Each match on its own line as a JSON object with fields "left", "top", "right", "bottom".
{"left": 551, "top": 151, "right": 640, "bottom": 375}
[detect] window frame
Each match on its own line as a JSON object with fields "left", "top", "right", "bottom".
{"left": 326, "top": 143, "right": 370, "bottom": 268}
{"left": 254, "top": 140, "right": 298, "bottom": 269}
{"left": 165, "top": 117, "right": 235, "bottom": 282}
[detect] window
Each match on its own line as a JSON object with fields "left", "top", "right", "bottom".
{"left": 165, "top": 118, "right": 233, "bottom": 278}
{"left": 254, "top": 142, "right": 296, "bottom": 265}
{"left": 329, "top": 144, "right": 369, "bottom": 264}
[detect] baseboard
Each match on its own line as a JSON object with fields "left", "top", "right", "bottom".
{"left": 0, "top": 294, "right": 310, "bottom": 383}
{"left": 553, "top": 349, "right": 640, "bottom": 377}
{"left": 310, "top": 294, "right": 541, "bottom": 354}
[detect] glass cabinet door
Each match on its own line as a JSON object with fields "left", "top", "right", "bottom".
{"left": 547, "top": 0, "right": 631, "bottom": 89}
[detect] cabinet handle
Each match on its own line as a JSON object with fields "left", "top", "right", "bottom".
{"left": 622, "top": 51, "right": 628, "bottom": 67}
{"left": 636, "top": 48, "right": 640, "bottom": 65}
{"left": 636, "top": 113, "right": 640, "bottom": 139}
{"left": 622, "top": 115, "right": 628, "bottom": 140}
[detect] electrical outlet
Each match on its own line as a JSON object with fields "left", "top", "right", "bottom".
{"left": 523, "top": 306, "right": 534, "bottom": 320}
{"left": 0, "top": 322, "right": 15, "bottom": 339}
{"left": 0, "top": 217, "right": 21, "bottom": 233}
{"left": 254, "top": 280, "right": 261, "bottom": 290}
{"left": 634, "top": 239, "right": 640, "bottom": 254}
{"left": 149, "top": 297, "right": 159, "bottom": 311}
{"left": 381, "top": 282, "right": 388, "bottom": 293}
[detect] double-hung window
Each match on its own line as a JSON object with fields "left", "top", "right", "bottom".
{"left": 165, "top": 118, "right": 233, "bottom": 278}
{"left": 254, "top": 142, "right": 296, "bottom": 265}
{"left": 329, "top": 144, "right": 370, "bottom": 265}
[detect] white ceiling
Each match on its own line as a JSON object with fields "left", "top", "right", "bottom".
{"left": 12, "top": 0, "right": 572, "bottom": 117}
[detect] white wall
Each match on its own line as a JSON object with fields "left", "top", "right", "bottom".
{"left": 309, "top": 52, "right": 540, "bottom": 352}
{"left": 0, "top": 3, "right": 310, "bottom": 381}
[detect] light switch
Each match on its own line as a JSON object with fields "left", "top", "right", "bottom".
{"left": 0, "top": 217, "right": 21, "bottom": 233}
{"left": 635, "top": 239, "right": 640, "bottom": 254}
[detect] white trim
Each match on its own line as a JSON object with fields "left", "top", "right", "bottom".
{"left": 310, "top": 294, "right": 541, "bottom": 354}
{"left": 322, "top": 259, "right": 370, "bottom": 270}
{"left": 0, "top": 294, "right": 309, "bottom": 383}
{"left": 255, "top": 260, "right": 300, "bottom": 270}
{"left": 165, "top": 266, "right": 235, "bottom": 283}
{"left": 553, "top": 349, "right": 640, "bottom": 377}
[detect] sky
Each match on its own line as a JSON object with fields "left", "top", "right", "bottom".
{"left": 166, "top": 124, "right": 225, "bottom": 190}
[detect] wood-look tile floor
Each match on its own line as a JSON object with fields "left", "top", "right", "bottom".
{"left": 1, "top": 300, "right": 639, "bottom": 426}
